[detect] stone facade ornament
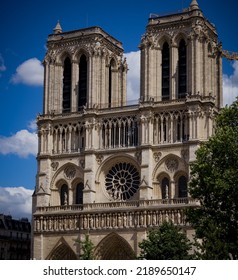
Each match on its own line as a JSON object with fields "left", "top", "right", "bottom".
{"left": 153, "top": 152, "right": 162, "bottom": 162}
{"left": 96, "top": 155, "right": 104, "bottom": 165}
{"left": 135, "top": 151, "right": 142, "bottom": 164}
{"left": 51, "top": 162, "right": 59, "bottom": 171}
{"left": 165, "top": 158, "right": 179, "bottom": 172}
{"left": 105, "top": 162, "right": 140, "bottom": 201}
{"left": 79, "top": 160, "right": 85, "bottom": 169}
{"left": 181, "top": 149, "right": 189, "bottom": 162}
{"left": 64, "top": 166, "right": 76, "bottom": 180}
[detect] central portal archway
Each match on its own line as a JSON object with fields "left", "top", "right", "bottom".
{"left": 94, "top": 232, "right": 135, "bottom": 260}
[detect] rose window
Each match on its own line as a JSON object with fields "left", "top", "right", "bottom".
{"left": 105, "top": 162, "right": 140, "bottom": 200}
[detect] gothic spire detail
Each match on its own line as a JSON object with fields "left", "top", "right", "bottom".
{"left": 190, "top": 0, "right": 199, "bottom": 10}
{"left": 53, "top": 20, "right": 62, "bottom": 34}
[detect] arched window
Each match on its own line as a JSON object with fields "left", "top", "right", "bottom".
{"left": 161, "top": 177, "right": 170, "bottom": 199}
{"left": 60, "top": 184, "right": 68, "bottom": 206}
{"left": 162, "top": 42, "right": 170, "bottom": 100}
{"left": 63, "top": 57, "right": 71, "bottom": 112}
{"left": 78, "top": 54, "right": 87, "bottom": 109}
{"left": 178, "top": 176, "right": 187, "bottom": 198}
{"left": 178, "top": 40, "right": 187, "bottom": 98}
{"left": 75, "top": 182, "right": 84, "bottom": 204}
{"left": 108, "top": 59, "right": 115, "bottom": 108}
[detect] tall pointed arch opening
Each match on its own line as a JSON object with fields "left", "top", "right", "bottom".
{"left": 78, "top": 54, "right": 87, "bottom": 109}
{"left": 108, "top": 59, "right": 116, "bottom": 108}
{"left": 178, "top": 39, "right": 187, "bottom": 98}
{"left": 162, "top": 42, "right": 170, "bottom": 100}
{"left": 62, "top": 57, "right": 72, "bottom": 112}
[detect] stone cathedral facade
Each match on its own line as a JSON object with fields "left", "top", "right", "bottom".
{"left": 32, "top": 0, "right": 223, "bottom": 260}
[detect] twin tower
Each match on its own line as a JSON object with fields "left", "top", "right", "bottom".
{"left": 32, "top": 0, "right": 222, "bottom": 260}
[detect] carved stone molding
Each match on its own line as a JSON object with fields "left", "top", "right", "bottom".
{"left": 153, "top": 152, "right": 162, "bottom": 162}
{"left": 64, "top": 166, "right": 76, "bottom": 180}
{"left": 96, "top": 155, "right": 104, "bottom": 165}
{"left": 181, "top": 150, "right": 189, "bottom": 162}
{"left": 135, "top": 151, "right": 142, "bottom": 164}
{"left": 79, "top": 160, "right": 85, "bottom": 169}
{"left": 51, "top": 162, "right": 59, "bottom": 171}
{"left": 165, "top": 158, "right": 178, "bottom": 172}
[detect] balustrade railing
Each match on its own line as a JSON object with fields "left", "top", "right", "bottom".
{"left": 35, "top": 198, "right": 198, "bottom": 214}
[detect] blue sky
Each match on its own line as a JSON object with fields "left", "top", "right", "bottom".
{"left": 0, "top": 0, "right": 238, "bottom": 219}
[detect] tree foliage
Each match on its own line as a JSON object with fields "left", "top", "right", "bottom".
{"left": 186, "top": 99, "right": 238, "bottom": 259}
{"left": 75, "top": 234, "right": 95, "bottom": 260}
{"left": 138, "top": 221, "right": 193, "bottom": 260}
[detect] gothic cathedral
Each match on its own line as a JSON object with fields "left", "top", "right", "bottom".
{"left": 32, "top": 0, "right": 223, "bottom": 259}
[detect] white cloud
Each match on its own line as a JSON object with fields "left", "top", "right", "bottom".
{"left": 11, "top": 57, "right": 44, "bottom": 86}
{"left": 0, "top": 129, "right": 38, "bottom": 158}
{"left": 124, "top": 51, "right": 140, "bottom": 102}
{"left": 0, "top": 186, "right": 33, "bottom": 220}
{"left": 223, "top": 61, "right": 238, "bottom": 106}
{"left": 27, "top": 119, "right": 37, "bottom": 132}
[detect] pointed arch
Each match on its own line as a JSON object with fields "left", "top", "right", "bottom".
{"left": 60, "top": 184, "right": 68, "bottom": 205}
{"left": 157, "top": 34, "right": 172, "bottom": 49}
{"left": 178, "top": 39, "right": 187, "bottom": 98}
{"left": 161, "top": 177, "right": 170, "bottom": 199}
{"left": 46, "top": 238, "right": 77, "bottom": 260}
{"left": 177, "top": 175, "right": 188, "bottom": 198}
{"left": 78, "top": 54, "right": 88, "bottom": 109}
{"left": 108, "top": 58, "right": 117, "bottom": 108}
{"left": 162, "top": 41, "right": 170, "bottom": 100}
{"left": 75, "top": 182, "right": 84, "bottom": 204}
{"left": 57, "top": 50, "right": 72, "bottom": 64}
{"left": 94, "top": 232, "right": 135, "bottom": 260}
{"left": 62, "top": 56, "right": 72, "bottom": 112}
{"left": 51, "top": 162, "right": 83, "bottom": 190}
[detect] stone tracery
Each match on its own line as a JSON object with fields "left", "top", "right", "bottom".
{"left": 105, "top": 162, "right": 140, "bottom": 201}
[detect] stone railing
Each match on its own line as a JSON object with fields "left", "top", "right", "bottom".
{"left": 35, "top": 198, "right": 198, "bottom": 214}
{"left": 33, "top": 198, "right": 199, "bottom": 233}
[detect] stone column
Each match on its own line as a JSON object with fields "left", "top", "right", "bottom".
{"left": 71, "top": 60, "right": 78, "bottom": 112}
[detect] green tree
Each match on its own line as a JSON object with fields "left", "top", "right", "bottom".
{"left": 75, "top": 234, "right": 95, "bottom": 260}
{"left": 186, "top": 99, "right": 238, "bottom": 259}
{"left": 138, "top": 221, "right": 193, "bottom": 260}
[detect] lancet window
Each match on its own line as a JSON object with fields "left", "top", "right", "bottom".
{"left": 162, "top": 42, "right": 170, "bottom": 100}
{"left": 178, "top": 39, "right": 187, "bottom": 98}
{"left": 153, "top": 110, "right": 189, "bottom": 144}
{"left": 75, "top": 182, "right": 84, "bottom": 204}
{"left": 52, "top": 123, "right": 85, "bottom": 154}
{"left": 161, "top": 177, "right": 170, "bottom": 199}
{"left": 60, "top": 184, "right": 68, "bottom": 206}
{"left": 108, "top": 59, "right": 117, "bottom": 108}
{"left": 178, "top": 176, "right": 187, "bottom": 198}
{"left": 101, "top": 116, "right": 139, "bottom": 149}
{"left": 62, "top": 57, "right": 72, "bottom": 113}
{"left": 78, "top": 54, "right": 87, "bottom": 109}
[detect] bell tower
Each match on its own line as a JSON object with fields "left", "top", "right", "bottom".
{"left": 43, "top": 25, "right": 127, "bottom": 115}
{"left": 140, "top": 0, "right": 222, "bottom": 107}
